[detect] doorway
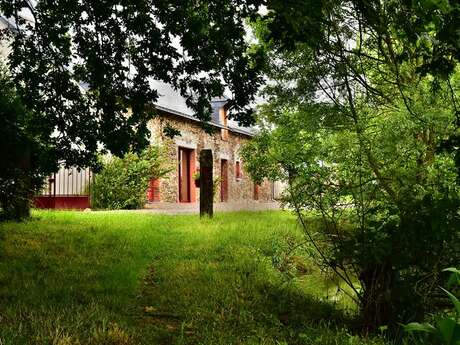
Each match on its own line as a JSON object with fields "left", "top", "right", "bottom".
{"left": 178, "top": 147, "right": 193, "bottom": 202}
{"left": 220, "top": 159, "right": 229, "bottom": 202}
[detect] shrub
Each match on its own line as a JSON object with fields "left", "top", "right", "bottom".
{"left": 91, "top": 147, "right": 171, "bottom": 210}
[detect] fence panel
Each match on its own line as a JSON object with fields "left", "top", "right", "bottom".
{"left": 35, "top": 166, "right": 92, "bottom": 209}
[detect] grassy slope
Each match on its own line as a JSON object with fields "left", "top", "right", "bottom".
{"left": 0, "top": 211, "right": 384, "bottom": 345}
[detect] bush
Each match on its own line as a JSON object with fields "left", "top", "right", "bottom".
{"left": 91, "top": 147, "right": 171, "bottom": 210}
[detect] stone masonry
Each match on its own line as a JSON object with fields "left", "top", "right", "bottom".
{"left": 146, "top": 111, "right": 274, "bottom": 205}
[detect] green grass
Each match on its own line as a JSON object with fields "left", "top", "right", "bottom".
{"left": 0, "top": 210, "right": 386, "bottom": 345}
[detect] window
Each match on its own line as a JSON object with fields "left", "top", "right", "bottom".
{"left": 235, "top": 161, "right": 242, "bottom": 180}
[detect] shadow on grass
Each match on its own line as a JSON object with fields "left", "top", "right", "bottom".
{"left": 136, "top": 261, "right": 354, "bottom": 345}
{"left": 259, "top": 282, "right": 352, "bottom": 328}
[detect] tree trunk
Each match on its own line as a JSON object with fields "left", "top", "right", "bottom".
{"left": 359, "top": 264, "right": 394, "bottom": 331}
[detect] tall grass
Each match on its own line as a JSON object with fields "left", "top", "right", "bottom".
{"left": 0, "top": 210, "right": 386, "bottom": 344}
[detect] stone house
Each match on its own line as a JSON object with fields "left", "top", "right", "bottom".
{"left": 31, "top": 81, "right": 281, "bottom": 210}
{"left": 145, "top": 82, "right": 277, "bottom": 207}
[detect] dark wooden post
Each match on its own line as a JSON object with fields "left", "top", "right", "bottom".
{"left": 199, "top": 149, "right": 213, "bottom": 217}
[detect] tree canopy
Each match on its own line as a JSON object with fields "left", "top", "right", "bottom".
{"left": 242, "top": 0, "right": 460, "bottom": 332}
{"left": 0, "top": 0, "right": 266, "bottom": 170}
{"left": 2, "top": 0, "right": 459, "bottom": 170}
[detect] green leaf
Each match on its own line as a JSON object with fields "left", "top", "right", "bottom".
{"left": 403, "top": 322, "right": 436, "bottom": 333}
{"left": 444, "top": 268, "right": 460, "bottom": 288}
{"left": 443, "top": 268, "right": 460, "bottom": 275}
{"left": 378, "top": 325, "right": 388, "bottom": 333}
{"left": 441, "top": 287, "right": 460, "bottom": 316}
{"left": 437, "top": 318, "right": 460, "bottom": 345}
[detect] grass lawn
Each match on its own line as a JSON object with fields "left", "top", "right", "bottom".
{"left": 0, "top": 210, "right": 385, "bottom": 345}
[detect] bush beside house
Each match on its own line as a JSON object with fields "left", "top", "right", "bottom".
{"left": 91, "top": 146, "right": 171, "bottom": 210}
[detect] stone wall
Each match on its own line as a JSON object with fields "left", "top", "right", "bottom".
{"left": 147, "top": 113, "right": 274, "bottom": 204}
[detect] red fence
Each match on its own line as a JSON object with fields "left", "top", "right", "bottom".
{"left": 34, "top": 167, "right": 92, "bottom": 210}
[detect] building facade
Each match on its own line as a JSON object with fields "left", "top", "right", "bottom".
{"left": 146, "top": 103, "right": 275, "bottom": 206}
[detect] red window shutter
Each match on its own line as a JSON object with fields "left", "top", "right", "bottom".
{"left": 147, "top": 179, "right": 161, "bottom": 202}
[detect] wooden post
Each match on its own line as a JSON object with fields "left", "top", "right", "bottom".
{"left": 199, "top": 149, "right": 213, "bottom": 218}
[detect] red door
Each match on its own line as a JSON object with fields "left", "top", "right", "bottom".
{"left": 179, "top": 147, "right": 192, "bottom": 202}
{"left": 220, "top": 159, "right": 228, "bottom": 202}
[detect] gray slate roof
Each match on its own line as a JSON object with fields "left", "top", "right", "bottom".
{"left": 152, "top": 80, "right": 254, "bottom": 137}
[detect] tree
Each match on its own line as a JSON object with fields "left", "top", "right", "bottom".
{"left": 0, "top": 64, "right": 51, "bottom": 220}
{"left": 242, "top": 0, "right": 460, "bottom": 332}
{"left": 0, "top": 0, "right": 266, "bottom": 219}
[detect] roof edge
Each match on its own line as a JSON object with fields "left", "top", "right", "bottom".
{"left": 154, "top": 105, "right": 254, "bottom": 138}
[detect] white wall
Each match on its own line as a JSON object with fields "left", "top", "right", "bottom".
{"left": 39, "top": 166, "right": 92, "bottom": 196}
